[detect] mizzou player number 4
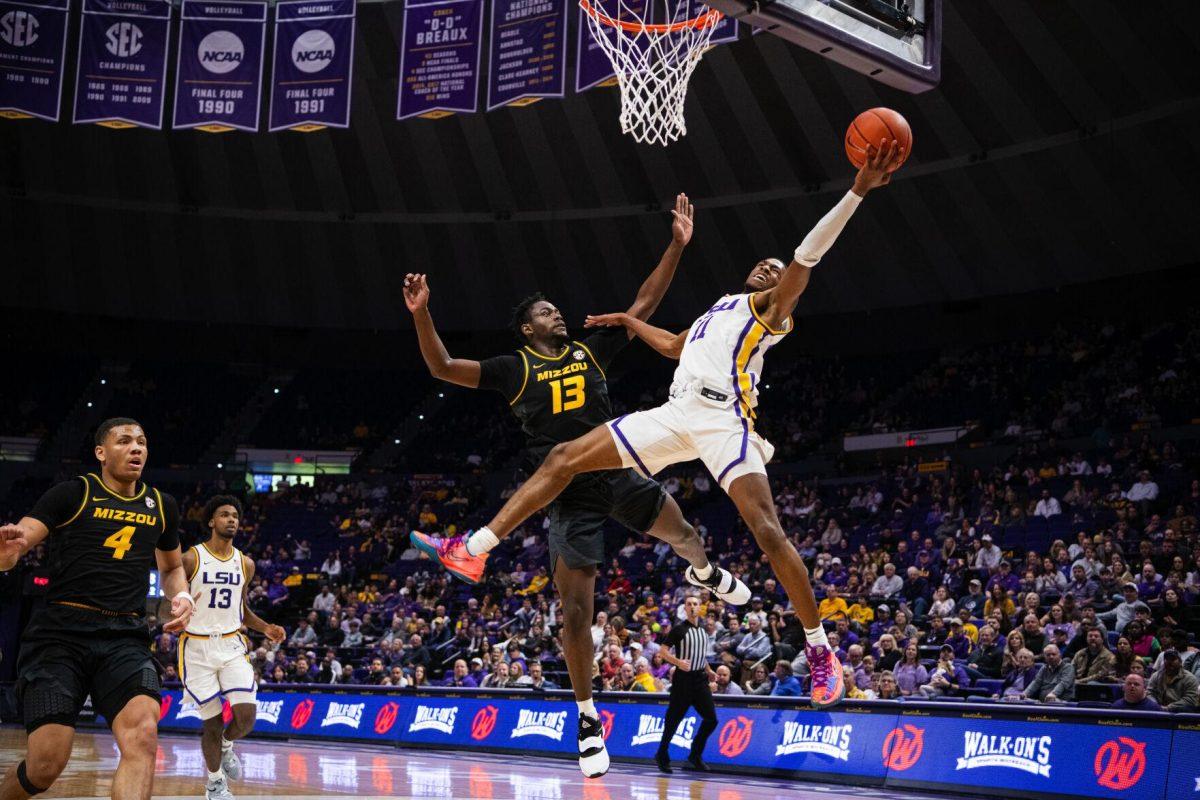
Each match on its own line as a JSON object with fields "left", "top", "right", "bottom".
{"left": 0, "top": 418, "right": 195, "bottom": 800}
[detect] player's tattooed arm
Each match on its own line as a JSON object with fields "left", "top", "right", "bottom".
{"left": 241, "top": 556, "right": 286, "bottom": 643}
{"left": 585, "top": 313, "right": 687, "bottom": 359}
{"left": 0, "top": 518, "right": 49, "bottom": 572}
{"left": 403, "top": 273, "right": 483, "bottom": 388}
{"left": 623, "top": 193, "right": 694, "bottom": 331}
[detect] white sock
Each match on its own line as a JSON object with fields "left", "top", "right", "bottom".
{"left": 221, "top": 737, "right": 233, "bottom": 750}
{"left": 692, "top": 562, "right": 714, "bottom": 580}
{"left": 577, "top": 698, "right": 597, "bottom": 717}
{"left": 466, "top": 527, "right": 500, "bottom": 557}
{"left": 805, "top": 625, "right": 829, "bottom": 648}
{"left": 208, "top": 770, "right": 223, "bottom": 784}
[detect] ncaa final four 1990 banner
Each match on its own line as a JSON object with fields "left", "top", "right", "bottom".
{"left": 485, "top": 0, "right": 566, "bottom": 110}
{"left": 172, "top": 0, "right": 267, "bottom": 132}
{"left": 396, "top": 0, "right": 484, "bottom": 120}
{"left": 73, "top": 0, "right": 171, "bottom": 128}
{"left": 268, "top": 0, "right": 355, "bottom": 132}
{"left": 0, "top": 0, "right": 69, "bottom": 121}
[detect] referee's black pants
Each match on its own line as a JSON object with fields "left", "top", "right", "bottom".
{"left": 657, "top": 670, "right": 718, "bottom": 763}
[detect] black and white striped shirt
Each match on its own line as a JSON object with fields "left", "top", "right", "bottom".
{"left": 664, "top": 620, "right": 709, "bottom": 673}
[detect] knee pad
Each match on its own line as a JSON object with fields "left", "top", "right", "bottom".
{"left": 17, "top": 761, "right": 49, "bottom": 796}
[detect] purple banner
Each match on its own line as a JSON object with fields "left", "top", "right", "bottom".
{"left": 485, "top": 0, "right": 565, "bottom": 110}
{"left": 73, "top": 0, "right": 171, "bottom": 129}
{"left": 574, "top": 0, "right": 618, "bottom": 93}
{"left": 396, "top": 0, "right": 483, "bottom": 120}
{"left": 268, "top": 0, "right": 355, "bottom": 132}
{"left": 172, "top": 0, "right": 267, "bottom": 132}
{"left": 706, "top": 2, "right": 737, "bottom": 45}
{"left": 0, "top": 0, "right": 69, "bottom": 121}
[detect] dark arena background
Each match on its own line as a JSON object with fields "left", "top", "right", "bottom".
{"left": 2, "top": 1, "right": 1200, "bottom": 799}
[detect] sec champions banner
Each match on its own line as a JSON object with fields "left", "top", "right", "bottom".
{"left": 172, "top": 0, "right": 267, "bottom": 132}
{"left": 485, "top": 0, "right": 566, "bottom": 110}
{"left": 268, "top": 0, "right": 355, "bottom": 132}
{"left": 396, "top": 0, "right": 483, "bottom": 120}
{"left": 0, "top": 0, "right": 69, "bottom": 120}
{"left": 73, "top": 0, "right": 171, "bottom": 128}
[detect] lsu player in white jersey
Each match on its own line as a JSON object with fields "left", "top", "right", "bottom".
{"left": 180, "top": 496, "right": 285, "bottom": 800}
{"left": 438, "top": 140, "right": 904, "bottom": 711}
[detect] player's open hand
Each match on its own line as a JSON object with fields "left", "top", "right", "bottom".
{"left": 584, "top": 312, "right": 629, "bottom": 329}
{"left": 265, "top": 624, "right": 287, "bottom": 644}
{"left": 852, "top": 138, "right": 905, "bottom": 195}
{"left": 0, "top": 524, "right": 28, "bottom": 571}
{"left": 670, "top": 193, "right": 695, "bottom": 247}
{"left": 403, "top": 273, "right": 430, "bottom": 313}
{"left": 163, "top": 590, "right": 200, "bottom": 634}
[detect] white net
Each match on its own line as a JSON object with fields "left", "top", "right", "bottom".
{"left": 581, "top": 0, "right": 723, "bottom": 146}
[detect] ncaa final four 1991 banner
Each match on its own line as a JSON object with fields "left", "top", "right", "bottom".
{"left": 73, "top": 0, "right": 171, "bottom": 128}
{"left": 173, "top": 0, "right": 267, "bottom": 132}
{"left": 268, "top": 0, "right": 355, "bottom": 132}
{"left": 396, "top": 0, "right": 484, "bottom": 120}
{"left": 0, "top": 0, "right": 69, "bottom": 121}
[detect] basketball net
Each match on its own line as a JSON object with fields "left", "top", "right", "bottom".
{"left": 579, "top": 0, "right": 724, "bottom": 146}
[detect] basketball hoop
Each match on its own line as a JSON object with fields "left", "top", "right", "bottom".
{"left": 579, "top": 0, "right": 724, "bottom": 146}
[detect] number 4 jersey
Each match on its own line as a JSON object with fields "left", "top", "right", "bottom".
{"left": 26, "top": 473, "right": 180, "bottom": 619}
{"left": 186, "top": 542, "right": 246, "bottom": 635}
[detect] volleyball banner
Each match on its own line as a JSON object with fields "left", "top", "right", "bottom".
{"left": 267, "top": 0, "right": 355, "bottom": 132}
{"left": 485, "top": 0, "right": 566, "bottom": 110}
{"left": 0, "top": 0, "right": 69, "bottom": 121}
{"left": 72, "top": 0, "right": 171, "bottom": 129}
{"left": 172, "top": 0, "right": 267, "bottom": 132}
{"left": 396, "top": 0, "right": 484, "bottom": 120}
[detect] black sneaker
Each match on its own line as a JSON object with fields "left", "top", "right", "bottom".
{"left": 685, "top": 564, "right": 752, "bottom": 605}
{"left": 683, "top": 757, "right": 710, "bottom": 772}
{"left": 655, "top": 754, "right": 673, "bottom": 774}
{"left": 578, "top": 713, "right": 610, "bottom": 778}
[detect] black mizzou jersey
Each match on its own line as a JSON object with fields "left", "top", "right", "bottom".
{"left": 27, "top": 472, "right": 180, "bottom": 617}
{"left": 479, "top": 327, "right": 629, "bottom": 459}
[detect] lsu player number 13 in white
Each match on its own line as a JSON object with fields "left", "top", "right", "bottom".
{"left": 181, "top": 496, "right": 285, "bottom": 800}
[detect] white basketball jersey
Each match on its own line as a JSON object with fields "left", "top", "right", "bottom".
{"left": 671, "top": 293, "right": 791, "bottom": 418}
{"left": 187, "top": 543, "right": 246, "bottom": 635}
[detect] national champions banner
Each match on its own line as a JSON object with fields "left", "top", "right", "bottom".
{"left": 268, "top": 0, "right": 355, "bottom": 132}
{"left": 485, "top": 0, "right": 565, "bottom": 110}
{"left": 0, "top": 0, "right": 69, "bottom": 120}
{"left": 396, "top": 0, "right": 483, "bottom": 120}
{"left": 173, "top": 0, "right": 267, "bottom": 132}
{"left": 73, "top": 0, "right": 171, "bottom": 128}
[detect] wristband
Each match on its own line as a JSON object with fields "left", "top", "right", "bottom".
{"left": 174, "top": 591, "right": 196, "bottom": 606}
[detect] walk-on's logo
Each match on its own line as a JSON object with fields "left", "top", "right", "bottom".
{"left": 882, "top": 725, "right": 925, "bottom": 771}
{"left": 956, "top": 732, "right": 1051, "bottom": 777}
{"left": 631, "top": 714, "right": 695, "bottom": 749}
{"left": 375, "top": 702, "right": 401, "bottom": 735}
{"left": 718, "top": 716, "right": 754, "bottom": 758}
{"left": 472, "top": 705, "right": 499, "bottom": 741}
{"left": 321, "top": 702, "right": 365, "bottom": 729}
{"left": 291, "top": 698, "right": 315, "bottom": 729}
{"left": 511, "top": 709, "right": 568, "bottom": 741}
{"left": 159, "top": 694, "right": 174, "bottom": 721}
{"left": 256, "top": 699, "right": 284, "bottom": 725}
{"left": 1094, "top": 738, "right": 1147, "bottom": 791}
{"left": 598, "top": 710, "right": 615, "bottom": 741}
{"left": 775, "top": 723, "right": 852, "bottom": 760}
{"left": 409, "top": 705, "right": 457, "bottom": 735}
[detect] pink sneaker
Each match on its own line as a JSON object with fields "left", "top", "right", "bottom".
{"left": 410, "top": 531, "right": 488, "bottom": 584}
{"left": 807, "top": 643, "right": 846, "bottom": 709}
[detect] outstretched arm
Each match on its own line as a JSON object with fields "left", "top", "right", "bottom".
{"left": 585, "top": 312, "right": 687, "bottom": 360}
{"left": 403, "top": 273, "right": 482, "bottom": 388}
{"left": 241, "top": 558, "right": 285, "bottom": 643}
{"left": 622, "top": 194, "right": 694, "bottom": 331}
{"left": 754, "top": 140, "right": 905, "bottom": 331}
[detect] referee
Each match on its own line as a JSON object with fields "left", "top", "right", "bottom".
{"left": 656, "top": 594, "right": 717, "bottom": 774}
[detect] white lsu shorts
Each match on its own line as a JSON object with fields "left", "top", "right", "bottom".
{"left": 607, "top": 385, "right": 775, "bottom": 492}
{"left": 180, "top": 632, "right": 258, "bottom": 718}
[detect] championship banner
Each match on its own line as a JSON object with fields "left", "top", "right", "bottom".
{"left": 73, "top": 0, "right": 171, "bottom": 129}
{"left": 485, "top": 0, "right": 566, "bottom": 110}
{"left": 172, "top": 0, "right": 267, "bottom": 132}
{"left": 267, "top": 0, "right": 355, "bottom": 132}
{"left": 0, "top": 0, "right": 69, "bottom": 121}
{"left": 396, "top": 0, "right": 483, "bottom": 120}
{"left": 574, "top": 0, "right": 623, "bottom": 93}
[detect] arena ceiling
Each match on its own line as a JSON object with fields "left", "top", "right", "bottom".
{"left": 2, "top": 0, "right": 1198, "bottom": 332}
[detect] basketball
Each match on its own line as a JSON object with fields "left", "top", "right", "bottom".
{"left": 845, "top": 107, "right": 912, "bottom": 170}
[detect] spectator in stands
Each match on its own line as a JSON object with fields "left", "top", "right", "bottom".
{"left": 341, "top": 619, "right": 364, "bottom": 648}
{"left": 1002, "top": 630, "right": 1026, "bottom": 676}
{"left": 1023, "top": 644, "right": 1074, "bottom": 703}
{"left": 1148, "top": 650, "right": 1199, "bottom": 712}
{"left": 1020, "top": 616, "right": 1047, "bottom": 657}
{"left": 320, "top": 550, "right": 341, "bottom": 581}
{"left": 1153, "top": 630, "right": 1198, "bottom": 674}
{"left": 893, "top": 644, "right": 928, "bottom": 697}
{"left": 443, "top": 659, "right": 479, "bottom": 687}
{"left": 268, "top": 573, "right": 289, "bottom": 608}
{"left": 999, "top": 649, "right": 1039, "bottom": 700}
{"left": 712, "top": 665, "right": 743, "bottom": 695}
{"left": 770, "top": 660, "right": 802, "bottom": 697}
{"left": 946, "top": 619, "right": 974, "bottom": 660}
{"left": 1126, "top": 471, "right": 1160, "bottom": 507}
{"left": 1034, "top": 490, "right": 1062, "bottom": 519}
{"left": 1112, "top": 673, "right": 1161, "bottom": 711}
{"left": 987, "top": 561, "right": 1021, "bottom": 596}
{"left": 818, "top": 584, "right": 848, "bottom": 621}
{"left": 743, "top": 664, "right": 771, "bottom": 696}
{"left": 1137, "top": 563, "right": 1164, "bottom": 605}
{"left": 481, "top": 661, "right": 510, "bottom": 688}
{"left": 1157, "top": 588, "right": 1190, "bottom": 630}
{"left": 312, "top": 584, "right": 335, "bottom": 614}
{"left": 736, "top": 616, "right": 772, "bottom": 665}
{"left": 929, "top": 586, "right": 955, "bottom": 619}
{"left": 289, "top": 619, "right": 318, "bottom": 649}
{"left": 984, "top": 585, "right": 1015, "bottom": 626}
{"left": 1124, "top": 620, "right": 1161, "bottom": 663}
{"left": 1072, "top": 628, "right": 1116, "bottom": 684}
{"left": 599, "top": 643, "right": 624, "bottom": 683}
{"left": 590, "top": 611, "right": 608, "bottom": 654}
{"left": 875, "top": 634, "right": 901, "bottom": 672}
{"left": 919, "top": 645, "right": 970, "bottom": 699}
{"left": 869, "top": 605, "right": 893, "bottom": 640}
{"left": 871, "top": 563, "right": 903, "bottom": 601}
{"left": 958, "top": 579, "right": 985, "bottom": 616}
{"left": 975, "top": 534, "right": 1002, "bottom": 573}
{"left": 518, "top": 660, "right": 557, "bottom": 690}
{"left": 847, "top": 594, "right": 875, "bottom": 630}
{"left": 876, "top": 671, "right": 900, "bottom": 700}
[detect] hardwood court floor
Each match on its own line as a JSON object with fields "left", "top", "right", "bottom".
{"left": 0, "top": 727, "right": 969, "bottom": 799}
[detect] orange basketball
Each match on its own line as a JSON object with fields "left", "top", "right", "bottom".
{"left": 845, "top": 107, "right": 912, "bottom": 170}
